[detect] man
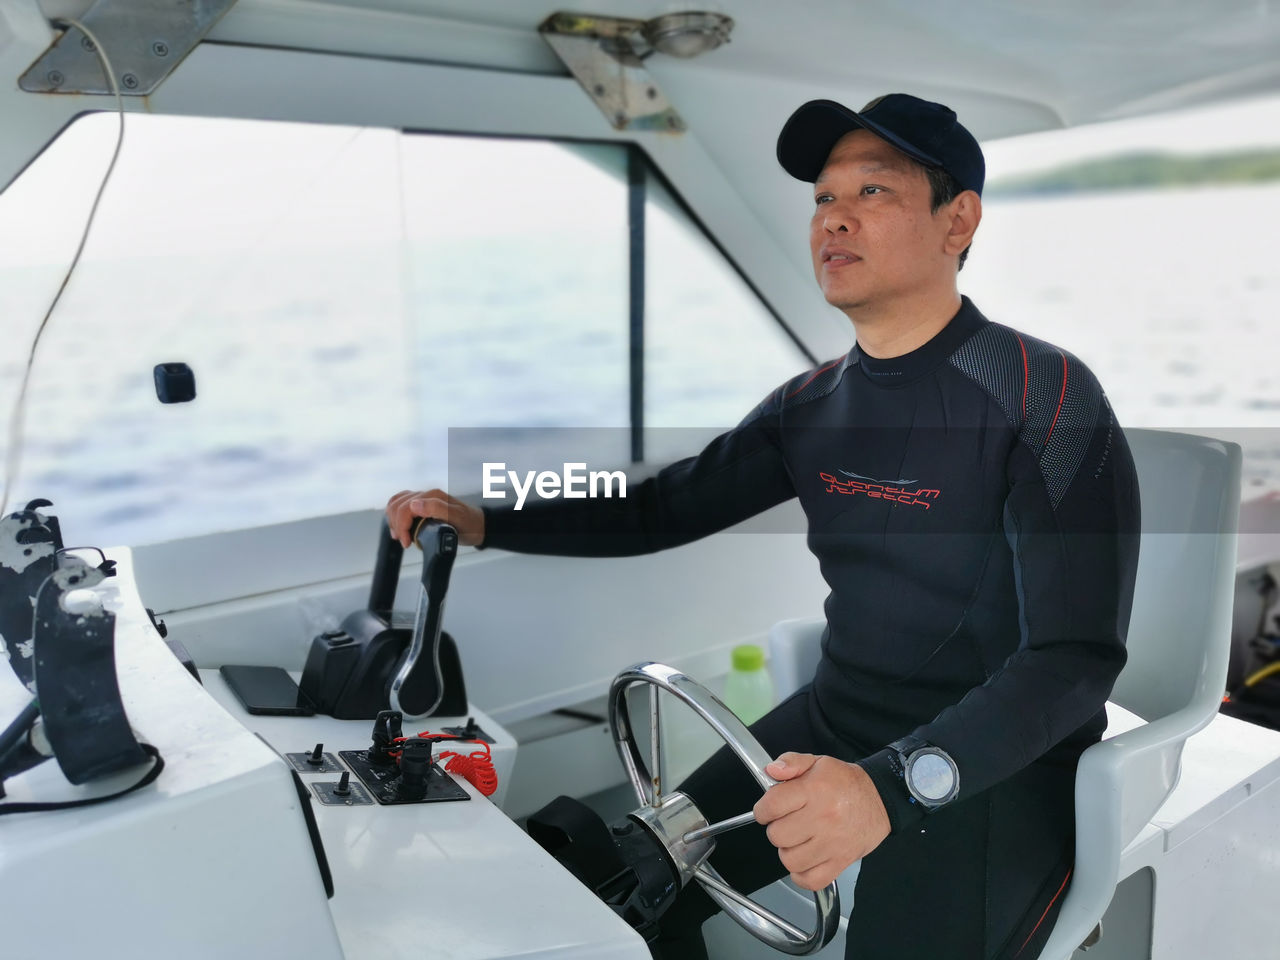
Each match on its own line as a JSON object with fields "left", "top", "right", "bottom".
{"left": 387, "top": 94, "right": 1140, "bottom": 959}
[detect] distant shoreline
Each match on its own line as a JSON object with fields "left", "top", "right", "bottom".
{"left": 986, "top": 148, "right": 1280, "bottom": 198}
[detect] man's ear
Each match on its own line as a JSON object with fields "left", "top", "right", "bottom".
{"left": 942, "top": 190, "right": 981, "bottom": 256}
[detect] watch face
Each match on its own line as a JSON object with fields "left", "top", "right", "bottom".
{"left": 909, "top": 752, "right": 956, "bottom": 802}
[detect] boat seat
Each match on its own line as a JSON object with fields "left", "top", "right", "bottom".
{"left": 764, "top": 428, "right": 1243, "bottom": 960}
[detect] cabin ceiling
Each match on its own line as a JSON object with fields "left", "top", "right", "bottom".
{"left": 197, "top": 0, "right": 1280, "bottom": 128}
{"left": 37, "top": 0, "right": 1280, "bottom": 130}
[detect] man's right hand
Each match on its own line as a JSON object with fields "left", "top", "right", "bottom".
{"left": 385, "top": 489, "right": 486, "bottom": 549}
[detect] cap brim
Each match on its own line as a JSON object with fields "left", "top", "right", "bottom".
{"left": 777, "top": 99, "right": 942, "bottom": 182}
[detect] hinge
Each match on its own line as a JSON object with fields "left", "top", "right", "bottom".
{"left": 538, "top": 11, "right": 685, "bottom": 133}
{"left": 19, "top": 0, "right": 239, "bottom": 96}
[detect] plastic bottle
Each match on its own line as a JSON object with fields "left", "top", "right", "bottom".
{"left": 722, "top": 643, "right": 775, "bottom": 725}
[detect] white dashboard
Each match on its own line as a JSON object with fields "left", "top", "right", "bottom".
{"left": 0, "top": 547, "right": 649, "bottom": 960}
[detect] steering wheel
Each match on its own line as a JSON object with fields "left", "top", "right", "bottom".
{"left": 608, "top": 662, "right": 839, "bottom": 955}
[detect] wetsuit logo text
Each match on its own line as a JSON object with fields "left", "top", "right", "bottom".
{"left": 818, "top": 471, "right": 940, "bottom": 510}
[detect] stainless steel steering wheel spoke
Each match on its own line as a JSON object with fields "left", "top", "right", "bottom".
{"left": 695, "top": 864, "right": 811, "bottom": 944}
{"left": 681, "top": 810, "right": 757, "bottom": 845}
{"left": 649, "top": 682, "right": 662, "bottom": 805}
{"left": 609, "top": 661, "right": 840, "bottom": 955}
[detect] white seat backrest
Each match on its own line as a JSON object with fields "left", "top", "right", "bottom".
{"left": 1111, "top": 429, "right": 1241, "bottom": 722}
{"left": 768, "top": 429, "right": 1242, "bottom": 960}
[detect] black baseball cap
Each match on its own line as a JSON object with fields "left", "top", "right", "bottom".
{"left": 777, "top": 93, "right": 985, "bottom": 196}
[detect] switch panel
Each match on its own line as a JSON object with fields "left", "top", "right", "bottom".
{"left": 286, "top": 743, "right": 344, "bottom": 774}
{"left": 311, "top": 772, "right": 374, "bottom": 806}
{"left": 339, "top": 749, "right": 469, "bottom": 805}
{"left": 441, "top": 716, "right": 495, "bottom": 744}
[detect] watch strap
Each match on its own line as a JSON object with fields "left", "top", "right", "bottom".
{"left": 856, "top": 746, "right": 928, "bottom": 835}
{"left": 889, "top": 735, "right": 930, "bottom": 761}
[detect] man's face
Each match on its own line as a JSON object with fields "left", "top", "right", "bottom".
{"left": 808, "top": 129, "right": 953, "bottom": 313}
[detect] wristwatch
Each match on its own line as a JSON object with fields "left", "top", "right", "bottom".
{"left": 888, "top": 736, "right": 960, "bottom": 809}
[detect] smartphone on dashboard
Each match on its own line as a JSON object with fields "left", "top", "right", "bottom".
{"left": 220, "top": 664, "right": 316, "bottom": 716}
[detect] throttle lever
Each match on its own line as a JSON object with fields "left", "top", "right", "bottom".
{"left": 389, "top": 521, "right": 458, "bottom": 719}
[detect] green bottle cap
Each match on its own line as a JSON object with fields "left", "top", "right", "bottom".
{"left": 732, "top": 644, "right": 766, "bottom": 672}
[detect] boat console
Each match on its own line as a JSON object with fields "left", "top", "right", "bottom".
{"left": 0, "top": 504, "right": 650, "bottom": 960}
{"left": 0, "top": 501, "right": 843, "bottom": 959}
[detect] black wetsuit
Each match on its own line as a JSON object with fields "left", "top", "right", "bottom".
{"left": 483, "top": 296, "right": 1141, "bottom": 959}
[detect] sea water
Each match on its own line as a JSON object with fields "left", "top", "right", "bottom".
{"left": 0, "top": 183, "right": 1277, "bottom": 549}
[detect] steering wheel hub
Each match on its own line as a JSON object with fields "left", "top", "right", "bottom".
{"left": 627, "top": 792, "right": 715, "bottom": 888}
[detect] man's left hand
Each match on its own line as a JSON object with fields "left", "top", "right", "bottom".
{"left": 753, "top": 753, "right": 891, "bottom": 891}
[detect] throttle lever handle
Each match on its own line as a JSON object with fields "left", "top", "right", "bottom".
{"left": 389, "top": 520, "right": 458, "bottom": 719}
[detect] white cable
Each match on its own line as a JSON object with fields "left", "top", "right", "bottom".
{"left": 0, "top": 18, "right": 126, "bottom": 517}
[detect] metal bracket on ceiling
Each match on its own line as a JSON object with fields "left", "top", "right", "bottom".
{"left": 538, "top": 12, "right": 685, "bottom": 134}
{"left": 18, "top": 0, "right": 239, "bottom": 97}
